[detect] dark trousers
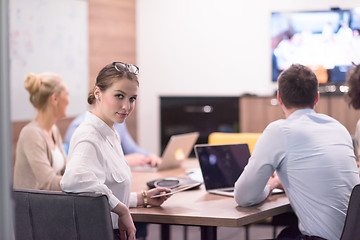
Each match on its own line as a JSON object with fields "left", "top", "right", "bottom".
{"left": 276, "top": 226, "right": 327, "bottom": 240}
{"left": 134, "top": 222, "right": 148, "bottom": 238}
{"left": 272, "top": 212, "right": 326, "bottom": 240}
{"left": 113, "top": 222, "right": 148, "bottom": 240}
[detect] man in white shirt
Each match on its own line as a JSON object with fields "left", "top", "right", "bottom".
{"left": 234, "top": 64, "right": 360, "bottom": 240}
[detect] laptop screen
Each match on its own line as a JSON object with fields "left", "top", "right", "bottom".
{"left": 195, "top": 143, "right": 250, "bottom": 190}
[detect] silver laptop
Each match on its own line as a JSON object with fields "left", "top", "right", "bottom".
{"left": 131, "top": 132, "right": 199, "bottom": 172}
{"left": 194, "top": 143, "right": 250, "bottom": 197}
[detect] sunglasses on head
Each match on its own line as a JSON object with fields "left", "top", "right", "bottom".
{"left": 112, "top": 62, "right": 139, "bottom": 75}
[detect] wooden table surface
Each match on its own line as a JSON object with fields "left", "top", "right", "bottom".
{"left": 130, "top": 159, "right": 291, "bottom": 228}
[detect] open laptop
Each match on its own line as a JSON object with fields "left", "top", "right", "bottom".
{"left": 194, "top": 143, "right": 250, "bottom": 197}
{"left": 131, "top": 132, "right": 199, "bottom": 172}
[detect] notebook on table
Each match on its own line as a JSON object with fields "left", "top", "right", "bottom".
{"left": 194, "top": 143, "right": 251, "bottom": 197}
{"left": 131, "top": 132, "right": 199, "bottom": 172}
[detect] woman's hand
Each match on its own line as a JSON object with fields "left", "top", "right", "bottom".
{"left": 112, "top": 202, "right": 136, "bottom": 240}
{"left": 145, "top": 187, "right": 172, "bottom": 206}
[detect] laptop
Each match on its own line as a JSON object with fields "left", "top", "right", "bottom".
{"left": 131, "top": 132, "right": 199, "bottom": 172}
{"left": 194, "top": 143, "right": 250, "bottom": 197}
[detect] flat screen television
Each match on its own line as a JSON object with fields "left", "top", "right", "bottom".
{"left": 160, "top": 96, "right": 239, "bottom": 156}
{"left": 271, "top": 8, "right": 360, "bottom": 93}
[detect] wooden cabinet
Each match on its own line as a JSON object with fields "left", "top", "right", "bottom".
{"left": 327, "top": 96, "right": 360, "bottom": 135}
{"left": 239, "top": 97, "right": 283, "bottom": 132}
{"left": 239, "top": 96, "right": 360, "bottom": 135}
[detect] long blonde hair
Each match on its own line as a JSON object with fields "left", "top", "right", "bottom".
{"left": 24, "top": 72, "right": 64, "bottom": 111}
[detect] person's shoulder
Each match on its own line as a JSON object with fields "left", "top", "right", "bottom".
{"left": 266, "top": 118, "right": 286, "bottom": 129}
{"left": 316, "top": 112, "right": 344, "bottom": 125}
{"left": 315, "top": 112, "right": 350, "bottom": 132}
{"left": 17, "top": 121, "right": 45, "bottom": 146}
{"left": 72, "top": 121, "right": 102, "bottom": 142}
{"left": 19, "top": 121, "right": 42, "bottom": 137}
{"left": 314, "top": 111, "right": 334, "bottom": 119}
{"left": 259, "top": 119, "right": 286, "bottom": 138}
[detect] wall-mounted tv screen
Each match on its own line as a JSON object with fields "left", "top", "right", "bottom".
{"left": 271, "top": 8, "right": 360, "bottom": 87}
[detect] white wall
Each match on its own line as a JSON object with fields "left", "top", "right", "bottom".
{"left": 9, "top": 0, "right": 88, "bottom": 121}
{"left": 136, "top": 0, "right": 360, "bottom": 155}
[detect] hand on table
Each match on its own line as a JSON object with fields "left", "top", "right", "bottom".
{"left": 125, "top": 153, "right": 162, "bottom": 167}
{"left": 147, "top": 154, "right": 162, "bottom": 167}
{"left": 267, "top": 172, "right": 283, "bottom": 191}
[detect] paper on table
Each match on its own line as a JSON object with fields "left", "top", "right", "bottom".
{"left": 272, "top": 188, "right": 285, "bottom": 195}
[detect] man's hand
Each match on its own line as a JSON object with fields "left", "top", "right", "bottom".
{"left": 267, "top": 172, "right": 283, "bottom": 190}
{"left": 125, "top": 153, "right": 162, "bottom": 167}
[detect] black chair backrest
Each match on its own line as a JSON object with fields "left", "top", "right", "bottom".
{"left": 13, "top": 189, "right": 114, "bottom": 240}
{"left": 340, "top": 184, "right": 360, "bottom": 240}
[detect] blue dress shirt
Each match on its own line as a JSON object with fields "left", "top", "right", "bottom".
{"left": 64, "top": 112, "right": 148, "bottom": 156}
{"left": 234, "top": 109, "right": 360, "bottom": 240}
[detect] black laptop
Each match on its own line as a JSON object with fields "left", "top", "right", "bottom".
{"left": 194, "top": 143, "right": 250, "bottom": 197}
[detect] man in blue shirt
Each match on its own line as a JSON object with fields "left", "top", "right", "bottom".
{"left": 234, "top": 64, "right": 360, "bottom": 240}
{"left": 64, "top": 112, "right": 161, "bottom": 167}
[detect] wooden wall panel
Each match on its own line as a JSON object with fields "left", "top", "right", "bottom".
{"left": 240, "top": 97, "right": 284, "bottom": 132}
{"left": 240, "top": 95, "right": 360, "bottom": 136}
{"left": 315, "top": 96, "right": 330, "bottom": 115}
{"left": 328, "top": 96, "right": 360, "bottom": 135}
{"left": 89, "top": 0, "right": 137, "bottom": 140}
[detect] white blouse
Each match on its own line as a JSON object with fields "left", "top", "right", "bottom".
{"left": 60, "top": 111, "right": 137, "bottom": 229}
{"left": 51, "top": 145, "right": 65, "bottom": 174}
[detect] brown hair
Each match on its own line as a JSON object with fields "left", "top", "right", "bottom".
{"left": 345, "top": 64, "right": 360, "bottom": 109}
{"left": 278, "top": 64, "right": 318, "bottom": 109}
{"left": 24, "top": 72, "right": 64, "bottom": 111}
{"left": 88, "top": 63, "right": 139, "bottom": 105}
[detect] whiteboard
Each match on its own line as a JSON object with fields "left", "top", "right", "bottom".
{"left": 9, "top": 0, "right": 89, "bottom": 121}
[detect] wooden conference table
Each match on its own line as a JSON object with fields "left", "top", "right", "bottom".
{"left": 130, "top": 159, "right": 291, "bottom": 240}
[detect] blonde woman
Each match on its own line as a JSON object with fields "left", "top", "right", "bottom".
{"left": 14, "top": 72, "right": 69, "bottom": 190}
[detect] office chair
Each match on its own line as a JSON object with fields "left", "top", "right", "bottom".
{"left": 13, "top": 189, "right": 114, "bottom": 240}
{"left": 208, "top": 132, "right": 262, "bottom": 154}
{"left": 340, "top": 184, "right": 360, "bottom": 240}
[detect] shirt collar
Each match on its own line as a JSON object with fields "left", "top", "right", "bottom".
{"left": 84, "top": 111, "right": 120, "bottom": 143}
{"left": 287, "top": 108, "right": 315, "bottom": 120}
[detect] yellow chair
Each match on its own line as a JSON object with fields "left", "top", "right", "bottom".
{"left": 208, "top": 132, "right": 261, "bottom": 154}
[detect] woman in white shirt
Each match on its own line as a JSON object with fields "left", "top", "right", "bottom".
{"left": 60, "top": 62, "right": 170, "bottom": 240}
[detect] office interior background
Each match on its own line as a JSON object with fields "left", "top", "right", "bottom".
{"left": 1, "top": 0, "right": 360, "bottom": 239}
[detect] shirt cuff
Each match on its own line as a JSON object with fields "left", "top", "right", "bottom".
{"left": 265, "top": 184, "right": 272, "bottom": 196}
{"left": 129, "top": 192, "right": 138, "bottom": 208}
{"left": 108, "top": 194, "right": 121, "bottom": 210}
